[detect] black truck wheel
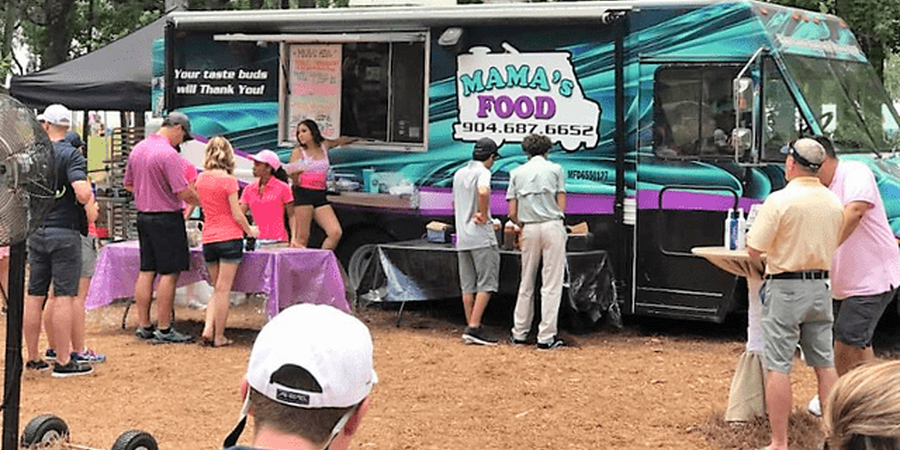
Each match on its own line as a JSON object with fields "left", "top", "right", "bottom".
{"left": 21, "top": 414, "right": 69, "bottom": 448}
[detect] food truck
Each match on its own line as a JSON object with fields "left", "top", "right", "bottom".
{"left": 158, "top": 0, "right": 900, "bottom": 322}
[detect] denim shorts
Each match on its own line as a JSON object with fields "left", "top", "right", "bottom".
{"left": 202, "top": 238, "right": 244, "bottom": 265}
{"left": 27, "top": 227, "right": 82, "bottom": 297}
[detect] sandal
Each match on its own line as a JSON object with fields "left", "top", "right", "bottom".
{"left": 213, "top": 338, "right": 234, "bottom": 348}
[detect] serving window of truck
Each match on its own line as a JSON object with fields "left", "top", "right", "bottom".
{"left": 276, "top": 33, "right": 427, "bottom": 149}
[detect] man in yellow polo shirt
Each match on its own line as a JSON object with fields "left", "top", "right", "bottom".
{"left": 746, "top": 138, "right": 844, "bottom": 450}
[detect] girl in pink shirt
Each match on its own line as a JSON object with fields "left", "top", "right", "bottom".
{"left": 240, "top": 150, "right": 294, "bottom": 243}
{"left": 287, "top": 119, "right": 356, "bottom": 250}
{"left": 196, "top": 137, "right": 258, "bottom": 347}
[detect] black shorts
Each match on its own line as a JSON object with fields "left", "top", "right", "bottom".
{"left": 137, "top": 211, "right": 189, "bottom": 275}
{"left": 202, "top": 238, "right": 244, "bottom": 265}
{"left": 293, "top": 186, "right": 329, "bottom": 208}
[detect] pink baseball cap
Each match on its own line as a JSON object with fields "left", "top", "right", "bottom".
{"left": 249, "top": 149, "right": 281, "bottom": 170}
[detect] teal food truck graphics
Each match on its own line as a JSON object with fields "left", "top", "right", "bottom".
{"left": 161, "top": 0, "right": 900, "bottom": 323}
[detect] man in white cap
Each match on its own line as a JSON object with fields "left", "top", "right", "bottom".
{"left": 124, "top": 111, "right": 200, "bottom": 343}
{"left": 224, "top": 303, "right": 376, "bottom": 450}
{"left": 746, "top": 138, "right": 844, "bottom": 450}
{"left": 453, "top": 138, "right": 501, "bottom": 345}
{"left": 24, "top": 104, "right": 98, "bottom": 377}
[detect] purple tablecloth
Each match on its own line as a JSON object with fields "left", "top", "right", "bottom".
{"left": 86, "top": 241, "right": 349, "bottom": 317}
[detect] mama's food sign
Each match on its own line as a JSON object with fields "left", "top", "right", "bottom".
{"left": 453, "top": 43, "right": 601, "bottom": 151}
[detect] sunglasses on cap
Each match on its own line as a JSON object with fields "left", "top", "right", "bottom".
{"left": 782, "top": 140, "right": 821, "bottom": 171}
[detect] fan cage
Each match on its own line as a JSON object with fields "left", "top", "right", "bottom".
{"left": 0, "top": 96, "right": 58, "bottom": 246}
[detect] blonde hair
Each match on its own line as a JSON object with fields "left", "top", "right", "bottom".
{"left": 203, "top": 136, "right": 236, "bottom": 174}
{"left": 825, "top": 360, "right": 900, "bottom": 450}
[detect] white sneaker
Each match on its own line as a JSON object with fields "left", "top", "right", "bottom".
{"left": 807, "top": 395, "right": 822, "bottom": 417}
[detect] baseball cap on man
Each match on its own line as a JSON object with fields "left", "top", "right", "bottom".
{"left": 472, "top": 137, "right": 499, "bottom": 160}
{"left": 781, "top": 138, "right": 826, "bottom": 171}
{"left": 36, "top": 104, "right": 72, "bottom": 126}
{"left": 161, "top": 111, "right": 194, "bottom": 141}
{"left": 248, "top": 150, "right": 282, "bottom": 171}
{"left": 224, "top": 303, "right": 377, "bottom": 448}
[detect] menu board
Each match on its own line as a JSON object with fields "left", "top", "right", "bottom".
{"left": 288, "top": 44, "right": 342, "bottom": 139}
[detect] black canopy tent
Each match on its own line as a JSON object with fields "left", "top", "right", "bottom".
{"left": 8, "top": 14, "right": 166, "bottom": 111}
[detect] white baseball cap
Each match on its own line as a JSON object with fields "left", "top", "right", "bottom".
{"left": 248, "top": 149, "right": 282, "bottom": 171}
{"left": 248, "top": 303, "right": 377, "bottom": 408}
{"left": 37, "top": 104, "right": 72, "bottom": 126}
{"left": 224, "top": 304, "right": 377, "bottom": 447}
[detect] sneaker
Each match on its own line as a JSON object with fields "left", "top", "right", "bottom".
{"left": 25, "top": 359, "right": 50, "bottom": 371}
{"left": 537, "top": 336, "right": 565, "bottom": 350}
{"left": 151, "top": 327, "right": 193, "bottom": 344}
{"left": 462, "top": 327, "right": 498, "bottom": 346}
{"left": 45, "top": 348, "right": 57, "bottom": 361}
{"left": 52, "top": 360, "right": 93, "bottom": 378}
{"left": 508, "top": 336, "right": 528, "bottom": 346}
{"left": 71, "top": 349, "right": 106, "bottom": 364}
{"left": 135, "top": 325, "right": 156, "bottom": 340}
{"left": 808, "top": 395, "right": 822, "bottom": 417}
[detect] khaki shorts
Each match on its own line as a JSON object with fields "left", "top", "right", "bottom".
{"left": 458, "top": 245, "right": 500, "bottom": 294}
{"left": 762, "top": 278, "right": 834, "bottom": 373}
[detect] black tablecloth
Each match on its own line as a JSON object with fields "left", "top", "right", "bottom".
{"left": 364, "top": 240, "right": 619, "bottom": 327}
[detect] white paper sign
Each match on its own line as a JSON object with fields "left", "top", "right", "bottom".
{"left": 289, "top": 44, "right": 342, "bottom": 139}
{"left": 453, "top": 43, "right": 601, "bottom": 151}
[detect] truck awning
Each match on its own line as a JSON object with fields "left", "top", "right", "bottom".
{"left": 168, "top": 2, "right": 638, "bottom": 32}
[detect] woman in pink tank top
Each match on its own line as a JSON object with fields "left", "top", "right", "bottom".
{"left": 286, "top": 119, "right": 356, "bottom": 250}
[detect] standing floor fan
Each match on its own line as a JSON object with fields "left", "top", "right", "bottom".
{"left": 0, "top": 95, "right": 59, "bottom": 450}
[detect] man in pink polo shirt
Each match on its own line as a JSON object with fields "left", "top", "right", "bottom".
{"left": 124, "top": 111, "right": 200, "bottom": 344}
{"left": 815, "top": 136, "right": 900, "bottom": 377}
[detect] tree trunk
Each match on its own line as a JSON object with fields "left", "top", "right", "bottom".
{"left": 42, "top": 0, "right": 75, "bottom": 69}
{"left": 867, "top": 38, "right": 885, "bottom": 82}
{"left": 1, "top": 0, "right": 16, "bottom": 61}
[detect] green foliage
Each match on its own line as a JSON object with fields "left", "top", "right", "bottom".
{"left": 885, "top": 52, "right": 900, "bottom": 100}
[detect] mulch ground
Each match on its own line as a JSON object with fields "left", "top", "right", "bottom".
{"left": 5, "top": 297, "right": 900, "bottom": 450}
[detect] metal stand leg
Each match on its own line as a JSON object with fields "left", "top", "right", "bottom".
{"left": 121, "top": 300, "right": 132, "bottom": 329}
{"left": 396, "top": 301, "right": 406, "bottom": 327}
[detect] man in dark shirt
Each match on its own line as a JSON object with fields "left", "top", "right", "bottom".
{"left": 24, "top": 104, "right": 97, "bottom": 378}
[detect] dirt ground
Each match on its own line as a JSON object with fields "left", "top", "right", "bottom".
{"left": 5, "top": 297, "right": 900, "bottom": 450}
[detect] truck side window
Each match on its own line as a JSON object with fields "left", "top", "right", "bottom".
{"left": 654, "top": 66, "right": 739, "bottom": 158}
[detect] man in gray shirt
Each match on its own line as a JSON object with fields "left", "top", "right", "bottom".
{"left": 507, "top": 134, "right": 567, "bottom": 350}
{"left": 453, "top": 138, "right": 501, "bottom": 345}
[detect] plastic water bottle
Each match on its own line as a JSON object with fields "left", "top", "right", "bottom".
{"left": 735, "top": 208, "right": 747, "bottom": 250}
{"left": 724, "top": 208, "right": 735, "bottom": 249}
